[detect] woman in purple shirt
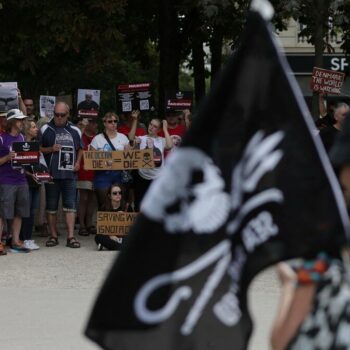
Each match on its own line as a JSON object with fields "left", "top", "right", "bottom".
{"left": 0, "top": 109, "right": 30, "bottom": 254}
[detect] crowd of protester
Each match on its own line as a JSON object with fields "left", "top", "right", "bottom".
{"left": 0, "top": 91, "right": 191, "bottom": 255}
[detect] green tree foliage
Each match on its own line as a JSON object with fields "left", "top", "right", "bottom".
{"left": 0, "top": 0, "right": 157, "bottom": 101}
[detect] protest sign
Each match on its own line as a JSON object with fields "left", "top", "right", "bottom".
{"left": 33, "top": 171, "right": 53, "bottom": 184}
{"left": 77, "top": 89, "right": 100, "bottom": 117}
{"left": 11, "top": 141, "right": 40, "bottom": 167}
{"left": 97, "top": 211, "right": 138, "bottom": 236}
{"left": 0, "top": 82, "right": 18, "bottom": 88}
{"left": 166, "top": 90, "right": 193, "bottom": 112}
{"left": 310, "top": 67, "right": 345, "bottom": 95}
{"left": 58, "top": 146, "right": 74, "bottom": 171}
{"left": 83, "top": 149, "right": 154, "bottom": 170}
{"left": 0, "top": 86, "right": 18, "bottom": 113}
{"left": 117, "top": 83, "right": 154, "bottom": 113}
{"left": 40, "top": 95, "right": 56, "bottom": 118}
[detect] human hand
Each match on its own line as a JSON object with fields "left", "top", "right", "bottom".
{"left": 135, "top": 137, "right": 141, "bottom": 145}
{"left": 52, "top": 144, "right": 61, "bottom": 152}
{"left": 162, "top": 119, "right": 168, "bottom": 130}
{"left": 183, "top": 109, "right": 191, "bottom": 119}
{"left": 276, "top": 262, "right": 297, "bottom": 286}
{"left": 74, "top": 162, "right": 80, "bottom": 172}
{"left": 131, "top": 110, "right": 140, "bottom": 121}
{"left": 8, "top": 151, "right": 16, "bottom": 161}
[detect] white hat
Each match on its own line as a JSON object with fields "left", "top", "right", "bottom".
{"left": 6, "top": 109, "right": 28, "bottom": 121}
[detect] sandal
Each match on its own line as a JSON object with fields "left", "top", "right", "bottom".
{"left": 87, "top": 226, "right": 97, "bottom": 235}
{"left": 66, "top": 237, "right": 80, "bottom": 248}
{"left": 0, "top": 242, "right": 7, "bottom": 256}
{"left": 46, "top": 236, "right": 59, "bottom": 247}
{"left": 78, "top": 227, "right": 89, "bottom": 236}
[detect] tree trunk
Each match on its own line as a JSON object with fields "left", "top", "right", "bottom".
{"left": 158, "top": 0, "right": 180, "bottom": 115}
{"left": 192, "top": 34, "right": 206, "bottom": 105}
{"left": 312, "top": 0, "right": 326, "bottom": 119}
{"left": 210, "top": 25, "right": 223, "bottom": 86}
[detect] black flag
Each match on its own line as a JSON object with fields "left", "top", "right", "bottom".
{"left": 86, "top": 3, "right": 349, "bottom": 350}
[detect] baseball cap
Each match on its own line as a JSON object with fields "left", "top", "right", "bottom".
{"left": 6, "top": 109, "right": 28, "bottom": 121}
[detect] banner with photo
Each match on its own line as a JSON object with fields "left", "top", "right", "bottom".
{"left": 0, "top": 82, "right": 18, "bottom": 113}
{"left": 58, "top": 146, "right": 75, "bottom": 171}
{"left": 77, "top": 89, "right": 100, "bottom": 118}
{"left": 40, "top": 95, "right": 56, "bottom": 118}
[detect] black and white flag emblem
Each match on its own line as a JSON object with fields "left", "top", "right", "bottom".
{"left": 86, "top": 2, "right": 349, "bottom": 349}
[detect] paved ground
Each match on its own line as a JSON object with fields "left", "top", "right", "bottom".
{"left": 0, "top": 233, "right": 280, "bottom": 350}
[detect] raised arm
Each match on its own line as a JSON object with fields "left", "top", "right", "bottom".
{"left": 162, "top": 120, "right": 173, "bottom": 150}
{"left": 128, "top": 110, "right": 140, "bottom": 141}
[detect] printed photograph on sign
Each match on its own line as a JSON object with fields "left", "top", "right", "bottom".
{"left": 58, "top": 146, "right": 74, "bottom": 171}
{"left": 0, "top": 86, "right": 18, "bottom": 113}
{"left": 77, "top": 89, "right": 100, "bottom": 117}
{"left": 40, "top": 95, "right": 56, "bottom": 118}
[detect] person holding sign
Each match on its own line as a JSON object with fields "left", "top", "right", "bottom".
{"left": 90, "top": 112, "right": 130, "bottom": 209}
{"left": 0, "top": 109, "right": 30, "bottom": 254}
{"left": 19, "top": 119, "right": 43, "bottom": 251}
{"left": 95, "top": 183, "right": 132, "bottom": 251}
{"left": 40, "top": 102, "right": 82, "bottom": 249}
{"left": 129, "top": 118, "right": 173, "bottom": 211}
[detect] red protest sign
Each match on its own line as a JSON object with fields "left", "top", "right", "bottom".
{"left": 310, "top": 67, "right": 345, "bottom": 95}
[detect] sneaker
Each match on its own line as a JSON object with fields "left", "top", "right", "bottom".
{"left": 97, "top": 244, "right": 103, "bottom": 251}
{"left": 10, "top": 243, "right": 30, "bottom": 253}
{"left": 23, "top": 240, "right": 40, "bottom": 251}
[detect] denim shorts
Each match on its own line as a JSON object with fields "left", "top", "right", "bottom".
{"left": 45, "top": 179, "right": 77, "bottom": 213}
{"left": 0, "top": 183, "right": 30, "bottom": 219}
{"left": 93, "top": 170, "right": 122, "bottom": 190}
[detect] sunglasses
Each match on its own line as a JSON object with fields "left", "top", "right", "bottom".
{"left": 54, "top": 112, "right": 67, "bottom": 118}
{"left": 106, "top": 120, "right": 118, "bottom": 124}
{"left": 112, "top": 191, "right": 122, "bottom": 195}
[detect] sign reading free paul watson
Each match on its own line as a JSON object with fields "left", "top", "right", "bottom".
{"left": 97, "top": 211, "right": 138, "bottom": 236}
{"left": 83, "top": 149, "right": 154, "bottom": 170}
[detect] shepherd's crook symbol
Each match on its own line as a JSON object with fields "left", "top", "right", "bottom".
{"left": 134, "top": 240, "right": 232, "bottom": 335}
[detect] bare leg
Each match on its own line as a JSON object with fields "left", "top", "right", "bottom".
{"left": 11, "top": 216, "right": 22, "bottom": 245}
{"left": 47, "top": 213, "right": 58, "bottom": 237}
{"left": 65, "top": 211, "right": 76, "bottom": 238}
{"left": 86, "top": 191, "right": 97, "bottom": 227}
{"left": 0, "top": 217, "right": 3, "bottom": 242}
{"left": 78, "top": 189, "right": 89, "bottom": 228}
